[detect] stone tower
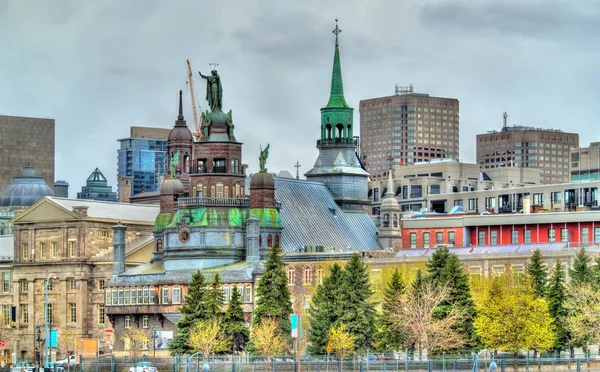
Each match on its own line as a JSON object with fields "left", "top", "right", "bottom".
{"left": 378, "top": 171, "right": 402, "bottom": 251}
{"left": 305, "top": 21, "right": 370, "bottom": 211}
{"left": 167, "top": 91, "right": 193, "bottom": 182}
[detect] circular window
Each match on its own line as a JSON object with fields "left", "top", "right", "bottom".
{"left": 178, "top": 228, "right": 190, "bottom": 243}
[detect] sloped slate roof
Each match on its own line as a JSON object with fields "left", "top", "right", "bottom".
{"left": 48, "top": 197, "right": 159, "bottom": 223}
{"left": 0, "top": 235, "right": 14, "bottom": 261}
{"left": 272, "top": 177, "right": 381, "bottom": 252}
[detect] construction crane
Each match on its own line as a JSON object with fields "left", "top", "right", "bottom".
{"left": 186, "top": 59, "right": 201, "bottom": 140}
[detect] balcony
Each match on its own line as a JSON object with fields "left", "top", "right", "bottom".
{"left": 176, "top": 197, "right": 250, "bottom": 208}
{"left": 317, "top": 138, "right": 358, "bottom": 146}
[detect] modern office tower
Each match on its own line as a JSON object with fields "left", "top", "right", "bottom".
{"left": 117, "top": 126, "right": 170, "bottom": 198}
{"left": 570, "top": 142, "right": 600, "bottom": 183}
{"left": 76, "top": 168, "right": 118, "bottom": 202}
{"left": 476, "top": 114, "right": 579, "bottom": 185}
{"left": 359, "top": 86, "right": 459, "bottom": 180}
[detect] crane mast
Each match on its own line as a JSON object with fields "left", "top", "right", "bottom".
{"left": 186, "top": 59, "right": 201, "bottom": 140}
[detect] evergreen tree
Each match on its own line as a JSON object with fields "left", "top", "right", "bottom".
{"left": 339, "top": 254, "right": 377, "bottom": 352}
{"left": 169, "top": 270, "right": 208, "bottom": 355}
{"left": 569, "top": 247, "right": 593, "bottom": 286}
{"left": 426, "top": 247, "right": 479, "bottom": 349}
{"left": 592, "top": 256, "right": 600, "bottom": 287}
{"left": 205, "top": 273, "right": 225, "bottom": 318}
{"left": 527, "top": 249, "right": 548, "bottom": 298}
{"left": 547, "top": 259, "right": 569, "bottom": 350}
{"left": 252, "top": 245, "right": 293, "bottom": 341}
{"left": 308, "top": 263, "right": 344, "bottom": 354}
{"left": 222, "top": 285, "right": 249, "bottom": 353}
{"left": 412, "top": 269, "right": 425, "bottom": 295}
{"left": 376, "top": 269, "right": 407, "bottom": 351}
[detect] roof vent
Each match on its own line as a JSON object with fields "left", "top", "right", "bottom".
{"left": 328, "top": 207, "right": 337, "bottom": 216}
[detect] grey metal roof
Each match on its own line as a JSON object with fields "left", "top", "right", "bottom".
{"left": 0, "top": 235, "right": 14, "bottom": 261}
{"left": 0, "top": 167, "right": 54, "bottom": 208}
{"left": 394, "top": 242, "right": 570, "bottom": 259}
{"left": 272, "top": 177, "right": 381, "bottom": 252}
{"left": 48, "top": 197, "right": 159, "bottom": 223}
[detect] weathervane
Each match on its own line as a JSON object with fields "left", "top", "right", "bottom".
{"left": 209, "top": 62, "right": 219, "bottom": 71}
{"left": 332, "top": 19, "right": 342, "bottom": 46}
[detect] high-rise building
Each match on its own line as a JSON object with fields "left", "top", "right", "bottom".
{"left": 476, "top": 115, "right": 579, "bottom": 185}
{"left": 117, "top": 127, "right": 170, "bottom": 198}
{"left": 77, "top": 168, "right": 118, "bottom": 202}
{"left": 359, "top": 87, "right": 460, "bottom": 180}
{"left": 0, "top": 115, "right": 55, "bottom": 193}
{"left": 570, "top": 142, "right": 600, "bottom": 183}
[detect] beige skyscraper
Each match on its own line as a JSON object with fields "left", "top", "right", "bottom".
{"left": 359, "top": 86, "right": 459, "bottom": 180}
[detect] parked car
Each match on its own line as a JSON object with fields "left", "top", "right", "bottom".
{"left": 128, "top": 362, "right": 157, "bottom": 372}
{"left": 10, "top": 362, "right": 34, "bottom": 372}
{"left": 56, "top": 356, "right": 77, "bottom": 367}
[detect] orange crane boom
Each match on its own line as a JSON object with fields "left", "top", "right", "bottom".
{"left": 186, "top": 59, "right": 201, "bottom": 140}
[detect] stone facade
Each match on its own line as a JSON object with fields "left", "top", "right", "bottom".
{"left": 0, "top": 115, "right": 55, "bottom": 193}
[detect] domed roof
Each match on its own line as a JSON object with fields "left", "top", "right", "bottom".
{"left": 0, "top": 166, "right": 55, "bottom": 208}
{"left": 250, "top": 172, "right": 275, "bottom": 189}
{"left": 160, "top": 177, "right": 185, "bottom": 196}
{"left": 168, "top": 126, "right": 193, "bottom": 142}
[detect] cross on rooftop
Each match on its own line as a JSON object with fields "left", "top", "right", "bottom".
{"left": 332, "top": 19, "right": 342, "bottom": 46}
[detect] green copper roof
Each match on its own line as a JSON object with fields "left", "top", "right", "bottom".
{"left": 324, "top": 45, "right": 350, "bottom": 109}
{"left": 154, "top": 212, "right": 175, "bottom": 231}
{"left": 158, "top": 207, "right": 247, "bottom": 229}
{"left": 249, "top": 208, "right": 282, "bottom": 228}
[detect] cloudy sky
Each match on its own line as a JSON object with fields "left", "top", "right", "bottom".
{"left": 1, "top": 0, "right": 599, "bottom": 196}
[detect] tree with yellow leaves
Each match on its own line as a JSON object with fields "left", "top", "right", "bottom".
{"left": 475, "top": 276, "right": 554, "bottom": 359}
{"left": 121, "top": 328, "right": 149, "bottom": 359}
{"left": 564, "top": 283, "right": 600, "bottom": 349}
{"left": 187, "top": 318, "right": 226, "bottom": 359}
{"left": 251, "top": 317, "right": 287, "bottom": 370}
{"left": 327, "top": 323, "right": 355, "bottom": 363}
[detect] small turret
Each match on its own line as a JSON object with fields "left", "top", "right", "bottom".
{"left": 112, "top": 222, "right": 127, "bottom": 278}
{"left": 378, "top": 171, "right": 402, "bottom": 251}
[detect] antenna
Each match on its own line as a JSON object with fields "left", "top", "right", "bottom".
{"left": 395, "top": 84, "right": 399, "bottom": 95}
{"left": 503, "top": 112, "right": 508, "bottom": 128}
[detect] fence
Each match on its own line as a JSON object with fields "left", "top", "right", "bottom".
{"left": 70, "top": 354, "right": 600, "bottom": 372}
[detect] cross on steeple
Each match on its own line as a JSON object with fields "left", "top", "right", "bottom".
{"left": 294, "top": 161, "right": 302, "bottom": 180}
{"left": 209, "top": 62, "right": 219, "bottom": 71}
{"left": 332, "top": 19, "right": 342, "bottom": 46}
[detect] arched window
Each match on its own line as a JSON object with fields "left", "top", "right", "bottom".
{"left": 274, "top": 235, "right": 280, "bottom": 248}
{"left": 303, "top": 266, "right": 312, "bottom": 286}
{"left": 336, "top": 124, "right": 344, "bottom": 140}
{"left": 259, "top": 235, "right": 262, "bottom": 248}
{"left": 216, "top": 182, "right": 224, "bottom": 198}
{"left": 211, "top": 185, "right": 215, "bottom": 197}
{"left": 326, "top": 124, "right": 332, "bottom": 140}
{"left": 124, "top": 288, "right": 130, "bottom": 305}
{"left": 235, "top": 184, "right": 241, "bottom": 198}
{"left": 156, "top": 239, "right": 163, "bottom": 253}
{"left": 245, "top": 284, "right": 252, "bottom": 303}
{"left": 223, "top": 285, "right": 230, "bottom": 303}
{"left": 118, "top": 289, "right": 124, "bottom": 305}
{"left": 383, "top": 214, "right": 390, "bottom": 227}
{"left": 112, "top": 289, "right": 117, "bottom": 305}
{"left": 393, "top": 214, "right": 398, "bottom": 228}
{"left": 267, "top": 234, "right": 273, "bottom": 248}
{"left": 149, "top": 286, "right": 155, "bottom": 304}
{"left": 184, "top": 155, "right": 190, "bottom": 173}
{"left": 287, "top": 267, "right": 295, "bottom": 285}
{"left": 137, "top": 287, "right": 143, "bottom": 304}
{"left": 196, "top": 183, "right": 204, "bottom": 198}
{"left": 129, "top": 288, "right": 135, "bottom": 305}
{"left": 224, "top": 185, "right": 229, "bottom": 198}
{"left": 317, "top": 266, "right": 324, "bottom": 285}
{"left": 163, "top": 285, "right": 169, "bottom": 304}
{"left": 237, "top": 284, "right": 243, "bottom": 301}
{"left": 173, "top": 285, "right": 181, "bottom": 304}
{"left": 105, "top": 289, "right": 110, "bottom": 305}
{"left": 143, "top": 287, "right": 149, "bottom": 304}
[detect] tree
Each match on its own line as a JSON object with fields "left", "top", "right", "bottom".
{"left": 170, "top": 270, "right": 209, "bottom": 355}
{"left": 57, "top": 327, "right": 78, "bottom": 370}
{"left": 121, "top": 328, "right": 149, "bottom": 359}
{"left": 188, "top": 319, "right": 226, "bottom": 359}
{"left": 390, "top": 280, "right": 466, "bottom": 357}
{"left": 569, "top": 247, "right": 593, "bottom": 286}
{"left": 253, "top": 245, "right": 293, "bottom": 344}
{"left": 546, "top": 260, "right": 569, "bottom": 351}
{"left": 222, "top": 285, "right": 249, "bottom": 353}
{"left": 592, "top": 256, "right": 600, "bottom": 287}
{"left": 376, "top": 268, "right": 407, "bottom": 351}
{"left": 327, "top": 323, "right": 355, "bottom": 368}
{"left": 474, "top": 278, "right": 554, "bottom": 358}
{"left": 527, "top": 248, "right": 548, "bottom": 298}
{"left": 251, "top": 318, "right": 287, "bottom": 369}
{"left": 426, "top": 247, "right": 479, "bottom": 349}
{"left": 308, "top": 263, "right": 344, "bottom": 355}
{"left": 564, "top": 283, "right": 600, "bottom": 348}
{"left": 338, "top": 254, "right": 377, "bottom": 352}
{"left": 205, "top": 273, "right": 225, "bottom": 318}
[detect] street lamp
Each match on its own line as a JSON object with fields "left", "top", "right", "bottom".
{"left": 152, "top": 327, "right": 158, "bottom": 358}
{"left": 44, "top": 274, "right": 57, "bottom": 369}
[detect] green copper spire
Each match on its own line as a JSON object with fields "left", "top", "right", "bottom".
{"left": 320, "top": 19, "right": 354, "bottom": 145}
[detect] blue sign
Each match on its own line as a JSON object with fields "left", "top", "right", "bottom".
{"left": 290, "top": 315, "right": 302, "bottom": 339}
{"left": 50, "top": 330, "right": 58, "bottom": 348}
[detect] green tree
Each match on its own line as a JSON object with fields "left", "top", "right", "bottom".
{"left": 426, "top": 247, "right": 478, "bottom": 349}
{"left": 475, "top": 278, "right": 554, "bottom": 358}
{"left": 252, "top": 245, "right": 293, "bottom": 343}
{"left": 327, "top": 323, "right": 355, "bottom": 367}
{"left": 205, "top": 273, "right": 225, "bottom": 318}
{"left": 376, "top": 268, "right": 407, "bottom": 351}
{"left": 170, "top": 270, "right": 208, "bottom": 355}
{"left": 188, "top": 319, "right": 227, "bottom": 358}
{"left": 412, "top": 269, "right": 425, "bottom": 295}
{"left": 546, "top": 260, "right": 569, "bottom": 351}
{"left": 222, "top": 285, "right": 249, "bottom": 353}
{"left": 592, "top": 256, "right": 600, "bottom": 288}
{"left": 308, "top": 263, "right": 344, "bottom": 354}
{"left": 569, "top": 247, "right": 593, "bottom": 286}
{"left": 564, "top": 283, "right": 600, "bottom": 348}
{"left": 527, "top": 248, "right": 548, "bottom": 298}
{"left": 338, "top": 254, "right": 377, "bottom": 352}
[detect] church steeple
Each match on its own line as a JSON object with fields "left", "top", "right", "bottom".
{"left": 320, "top": 19, "right": 354, "bottom": 145}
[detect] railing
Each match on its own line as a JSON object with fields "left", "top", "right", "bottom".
{"left": 176, "top": 197, "right": 250, "bottom": 208}
{"left": 317, "top": 137, "right": 358, "bottom": 146}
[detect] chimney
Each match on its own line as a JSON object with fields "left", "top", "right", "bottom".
{"left": 245, "top": 214, "right": 260, "bottom": 265}
{"left": 72, "top": 206, "right": 89, "bottom": 218}
{"left": 112, "top": 222, "right": 127, "bottom": 277}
